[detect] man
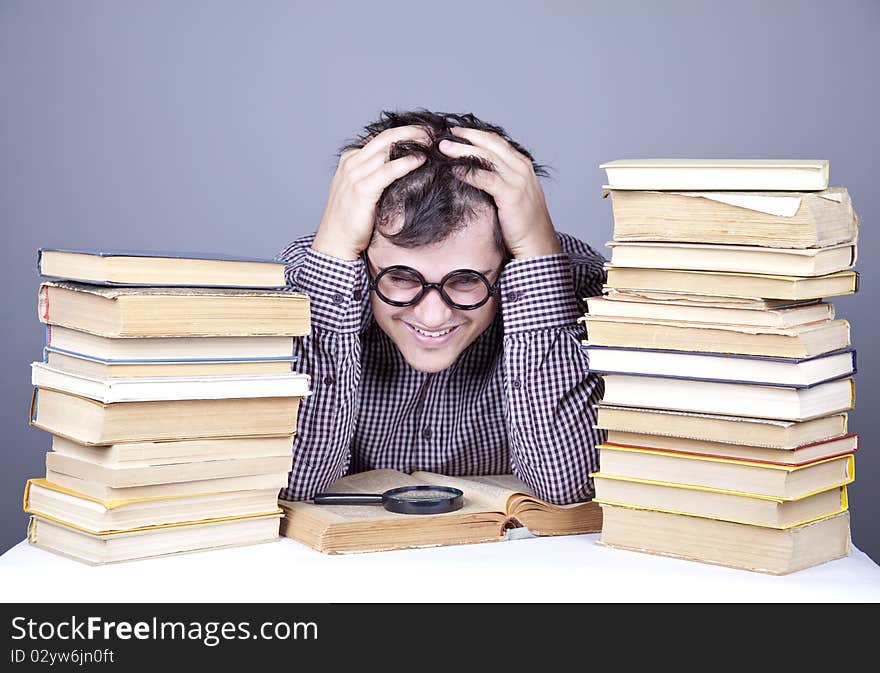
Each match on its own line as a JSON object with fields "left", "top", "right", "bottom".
{"left": 277, "top": 109, "right": 606, "bottom": 504}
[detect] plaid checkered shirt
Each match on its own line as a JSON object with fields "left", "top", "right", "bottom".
{"left": 275, "top": 232, "right": 607, "bottom": 504}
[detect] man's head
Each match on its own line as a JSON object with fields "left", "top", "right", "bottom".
{"left": 343, "top": 109, "right": 547, "bottom": 373}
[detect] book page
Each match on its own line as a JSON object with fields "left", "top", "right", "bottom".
{"left": 413, "top": 472, "right": 590, "bottom": 512}
{"left": 670, "top": 192, "right": 803, "bottom": 217}
{"left": 280, "top": 469, "right": 501, "bottom": 523}
{"left": 411, "top": 472, "right": 514, "bottom": 512}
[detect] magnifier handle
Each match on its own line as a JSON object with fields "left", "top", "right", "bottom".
{"left": 313, "top": 493, "right": 384, "bottom": 505}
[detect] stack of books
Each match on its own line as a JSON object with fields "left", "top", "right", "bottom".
{"left": 23, "top": 249, "right": 311, "bottom": 564}
{"left": 582, "top": 159, "right": 860, "bottom": 574}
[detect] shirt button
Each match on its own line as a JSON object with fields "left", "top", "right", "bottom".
{"left": 422, "top": 427, "right": 432, "bottom": 440}
{"left": 352, "top": 290, "right": 363, "bottom": 300}
{"left": 323, "top": 376, "right": 335, "bottom": 385}
{"left": 508, "top": 291, "right": 520, "bottom": 302}
{"left": 331, "top": 293, "right": 344, "bottom": 305}
{"left": 512, "top": 379, "right": 522, "bottom": 390}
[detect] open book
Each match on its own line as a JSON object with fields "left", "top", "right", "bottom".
{"left": 279, "top": 469, "right": 602, "bottom": 554}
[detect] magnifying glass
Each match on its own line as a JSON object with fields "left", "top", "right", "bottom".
{"left": 313, "top": 485, "right": 464, "bottom": 515}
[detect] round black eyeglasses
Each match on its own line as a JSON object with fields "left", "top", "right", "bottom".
{"left": 363, "top": 251, "right": 501, "bottom": 311}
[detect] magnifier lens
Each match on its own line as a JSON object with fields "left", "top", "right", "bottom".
{"left": 313, "top": 485, "right": 464, "bottom": 514}
{"left": 387, "top": 488, "right": 458, "bottom": 501}
{"left": 382, "top": 485, "right": 464, "bottom": 514}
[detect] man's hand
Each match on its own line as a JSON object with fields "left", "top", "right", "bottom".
{"left": 438, "top": 127, "right": 561, "bottom": 259}
{"left": 312, "top": 126, "right": 429, "bottom": 261}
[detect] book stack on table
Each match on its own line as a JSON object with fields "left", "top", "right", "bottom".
{"left": 23, "top": 250, "right": 312, "bottom": 565}
{"left": 582, "top": 159, "right": 860, "bottom": 575}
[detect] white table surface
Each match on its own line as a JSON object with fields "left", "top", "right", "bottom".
{"left": 2, "top": 533, "right": 879, "bottom": 603}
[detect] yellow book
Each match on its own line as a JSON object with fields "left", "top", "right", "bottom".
{"left": 27, "top": 512, "right": 282, "bottom": 565}
{"left": 595, "top": 444, "right": 855, "bottom": 499}
{"left": 591, "top": 472, "right": 848, "bottom": 529}
{"left": 597, "top": 505, "right": 850, "bottom": 575}
{"left": 23, "top": 478, "right": 283, "bottom": 534}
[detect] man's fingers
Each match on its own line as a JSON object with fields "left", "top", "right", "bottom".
{"left": 356, "top": 125, "right": 431, "bottom": 164}
{"left": 438, "top": 137, "right": 521, "bottom": 176}
{"left": 450, "top": 126, "right": 533, "bottom": 172}
{"left": 453, "top": 165, "right": 503, "bottom": 198}
{"left": 438, "top": 139, "right": 510, "bottom": 174}
{"left": 359, "top": 154, "right": 426, "bottom": 196}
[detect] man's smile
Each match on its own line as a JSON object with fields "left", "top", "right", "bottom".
{"left": 401, "top": 320, "right": 462, "bottom": 347}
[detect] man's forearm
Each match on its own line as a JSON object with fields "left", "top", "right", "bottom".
{"left": 281, "top": 329, "right": 362, "bottom": 500}
{"left": 277, "top": 240, "right": 369, "bottom": 500}
{"left": 499, "top": 252, "right": 604, "bottom": 504}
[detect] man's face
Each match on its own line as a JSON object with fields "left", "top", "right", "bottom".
{"left": 366, "top": 209, "right": 504, "bottom": 374}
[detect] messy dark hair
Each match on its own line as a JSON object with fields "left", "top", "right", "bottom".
{"left": 339, "top": 109, "right": 549, "bottom": 255}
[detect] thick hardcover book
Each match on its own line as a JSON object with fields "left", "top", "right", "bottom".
{"left": 37, "top": 248, "right": 288, "bottom": 288}
{"left": 597, "top": 505, "right": 850, "bottom": 575}
{"left": 45, "top": 325, "right": 296, "bottom": 361}
{"left": 23, "top": 478, "right": 283, "bottom": 534}
{"left": 279, "top": 469, "right": 602, "bottom": 554}
{"left": 605, "top": 240, "right": 857, "bottom": 277}
{"left": 45, "top": 451, "right": 295, "bottom": 488}
{"left": 583, "top": 345, "right": 856, "bottom": 388}
{"left": 30, "top": 387, "right": 302, "bottom": 444}
{"left": 584, "top": 294, "right": 833, "bottom": 328}
{"left": 594, "top": 405, "right": 848, "bottom": 449}
{"left": 603, "top": 266, "right": 858, "bottom": 301}
{"left": 27, "top": 512, "right": 283, "bottom": 565}
{"left": 43, "top": 347, "right": 298, "bottom": 377}
{"left": 601, "top": 431, "right": 858, "bottom": 466}
{"left": 42, "top": 469, "right": 290, "bottom": 501}
{"left": 602, "top": 187, "right": 857, "bottom": 248}
{"left": 594, "top": 443, "right": 855, "bottom": 499}
{"left": 580, "top": 315, "right": 850, "bottom": 358}
{"left": 599, "top": 374, "right": 855, "bottom": 421}
{"left": 30, "top": 361, "right": 311, "bottom": 403}
{"left": 48, "top": 434, "right": 295, "bottom": 465}
{"left": 598, "top": 159, "right": 830, "bottom": 191}
{"left": 38, "top": 281, "right": 311, "bottom": 338}
{"left": 592, "top": 474, "right": 848, "bottom": 529}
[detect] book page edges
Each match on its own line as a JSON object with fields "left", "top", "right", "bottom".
{"left": 600, "top": 439, "right": 858, "bottom": 466}
{"left": 23, "top": 477, "right": 277, "bottom": 510}
{"left": 592, "top": 495, "right": 847, "bottom": 529}
{"left": 39, "top": 280, "right": 308, "bottom": 300}
{"left": 603, "top": 240, "right": 857, "bottom": 257}
{"left": 597, "top": 443, "right": 855, "bottom": 474}
{"left": 582, "top": 314, "right": 848, "bottom": 336}
{"left": 26, "top": 510, "right": 282, "bottom": 537}
{"left": 590, "top": 471, "right": 851, "bottom": 503}
{"left": 603, "top": 265, "right": 855, "bottom": 283}
{"left": 601, "top": 189, "right": 847, "bottom": 216}
{"left": 593, "top": 404, "right": 833, "bottom": 427}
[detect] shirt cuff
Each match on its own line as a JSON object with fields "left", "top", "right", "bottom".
{"left": 290, "top": 248, "right": 366, "bottom": 333}
{"left": 500, "top": 253, "right": 581, "bottom": 333}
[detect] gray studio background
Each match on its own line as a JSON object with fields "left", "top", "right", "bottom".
{"left": 1, "top": 0, "right": 878, "bottom": 563}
